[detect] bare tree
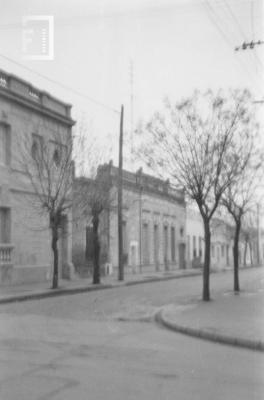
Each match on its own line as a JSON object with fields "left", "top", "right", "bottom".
{"left": 137, "top": 89, "right": 258, "bottom": 301}
{"left": 221, "top": 159, "right": 262, "bottom": 292}
{"left": 74, "top": 170, "right": 112, "bottom": 285}
{"left": 20, "top": 124, "right": 74, "bottom": 289}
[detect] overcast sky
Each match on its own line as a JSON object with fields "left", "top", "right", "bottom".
{"left": 0, "top": 0, "right": 263, "bottom": 162}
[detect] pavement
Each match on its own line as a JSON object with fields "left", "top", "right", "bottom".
{"left": 0, "top": 267, "right": 202, "bottom": 304}
{"left": 156, "top": 275, "right": 264, "bottom": 352}
{"left": 1, "top": 265, "right": 263, "bottom": 353}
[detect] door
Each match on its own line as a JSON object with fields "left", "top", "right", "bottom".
{"left": 163, "top": 225, "right": 168, "bottom": 270}
{"left": 179, "top": 243, "right": 186, "bottom": 269}
{"left": 154, "top": 224, "right": 159, "bottom": 271}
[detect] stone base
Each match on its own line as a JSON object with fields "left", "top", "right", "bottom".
{"left": 0, "top": 264, "right": 50, "bottom": 286}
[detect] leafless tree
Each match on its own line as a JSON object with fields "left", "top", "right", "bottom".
{"left": 74, "top": 169, "right": 113, "bottom": 285}
{"left": 137, "top": 89, "right": 258, "bottom": 301}
{"left": 221, "top": 158, "right": 262, "bottom": 292}
{"left": 20, "top": 124, "right": 75, "bottom": 289}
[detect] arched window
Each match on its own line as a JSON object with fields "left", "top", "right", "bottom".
{"left": 53, "top": 148, "right": 61, "bottom": 166}
{"left": 31, "top": 134, "right": 42, "bottom": 160}
{"left": 31, "top": 140, "right": 38, "bottom": 159}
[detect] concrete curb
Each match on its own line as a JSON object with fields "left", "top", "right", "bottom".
{"left": 155, "top": 309, "right": 264, "bottom": 352}
{"left": 0, "top": 271, "right": 202, "bottom": 305}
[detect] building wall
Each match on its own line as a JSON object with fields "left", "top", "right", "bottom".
{"left": 72, "top": 165, "right": 187, "bottom": 275}
{"left": 0, "top": 70, "right": 74, "bottom": 285}
{"left": 186, "top": 207, "right": 259, "bottom": 270}
{"left": 186, "top": 208, "right": 204, "bottom": 268}
{"left": 108, "top": 186, "right": 186, "bottom": 273}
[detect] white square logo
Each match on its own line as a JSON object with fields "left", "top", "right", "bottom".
{"left": 22, "top": 16, "right": 54, "bottom": 60}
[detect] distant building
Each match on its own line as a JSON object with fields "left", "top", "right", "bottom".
{"left": 0, "top": 69, "right": 75, "bottom": 285}
{"left": 186, "top": 208, "right": 259, "bottom": 270}
{"left": 186, "top": 208, "right": 204, "bottom": 268}
{"left": 73, "top": 162, "right": 187, "bottom": 275}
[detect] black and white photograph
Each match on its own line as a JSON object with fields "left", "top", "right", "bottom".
{"left": 0, "top": 0, "right": 263, "bottom": 399}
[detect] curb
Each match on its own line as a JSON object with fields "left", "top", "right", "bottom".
{"left": 0, "top": 271, "right": 202, "bottom": 305}
{"left": 124, "top": 271, "right": 201, "bottom": 286}
{"left": 155, "top": 309, "right": 264, "bottom": 352}
{"left": 0, "top": 283, "right": 115, "bottom": 305}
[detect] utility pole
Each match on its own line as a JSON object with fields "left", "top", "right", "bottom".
{"left": 118, "top": 105, "right": 124, "bottom": 281}
{"left": 235, "top": 40, "right": 264, "bottom": 51}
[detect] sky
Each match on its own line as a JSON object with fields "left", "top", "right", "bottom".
{"left": 0, "top": 0, "right": 263, "bottom": 164}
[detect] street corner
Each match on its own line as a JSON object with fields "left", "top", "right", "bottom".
{"left": 155, "top": 291, "right": 264, "bottom": 352}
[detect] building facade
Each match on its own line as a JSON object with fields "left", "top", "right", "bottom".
{"left": 186, "top": 207, "right": 259, "bottom": 270}
{"left": 73, "top": 162, "right": 187, "bottom": 275}
{"left": 0, "top": 70, "right": 74, "bottom": 285}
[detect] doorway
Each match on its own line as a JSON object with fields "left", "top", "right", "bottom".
{"left": 179, "top": 243, "right": 186, "bottom": 269}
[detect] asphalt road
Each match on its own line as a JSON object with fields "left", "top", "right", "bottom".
{"left": 0, "top": 268, "right": 263, "bottom": 400}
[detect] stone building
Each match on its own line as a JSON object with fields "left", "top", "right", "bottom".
{"left": 0, "top": 69, "right": 74, "bottom": 285}
{"left": 73, "top": 162, "right": 187, "bottom": 275}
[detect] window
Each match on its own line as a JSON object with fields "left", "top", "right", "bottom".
{"left": 153, "top": 224, "right": 159, "bottom": 265}
{"left": 142, "top": 223, "right": 149, "bottom": 265}
{"left": 164, "top": 225, "right": 168, "bottom": 262}
{"left": 187, "top": 235, "right": 190, "bottom": 261}
{"left": 211, "top": 244, "right": 215, "bottom": 258}
{"left": 199, "top": 236, "right": 202, "bottom": 257}
{"left": 53, "top": 147, "right": 61, "bottom": 167}
{"left": 193, "top": 236, "right": 196, "bottom": 258}
{"left": 50, "top": 141, "right": 67, "bottom": 168}
{"left": 122, "top": 221, "right": 128, "bottom": 254}
{"left": 171, "top": 226, "right": 175, "bottom": 262}
{"left": 31, "top": 134, "right": 43, "bottom": 160}
{"left": 221, "top": 244, "right": 225, "bottom": 257}
{"left": 0, "top": 124, "right": 10, "bottom": 166}
{"left": 0, "top": 208, "right": 11, "bottom": 243}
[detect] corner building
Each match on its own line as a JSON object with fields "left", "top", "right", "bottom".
{"left": 0, "top": 70, "right": 74, "bottom": 285}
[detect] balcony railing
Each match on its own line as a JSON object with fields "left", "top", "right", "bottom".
{"left": 0, "top": 244, "right": 14, "bottom": 265}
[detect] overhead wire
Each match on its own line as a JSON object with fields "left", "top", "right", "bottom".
{"left": 203, "top": 0, "right": 262, "bottom": 94}
{"left": 222, "top": 0, "right": 264, "bottom": 73}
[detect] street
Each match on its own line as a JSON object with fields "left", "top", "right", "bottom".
{"left": 0, "top": 269, "right": 263, "bottom": 400}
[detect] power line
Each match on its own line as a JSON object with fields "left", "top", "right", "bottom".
{"left": 223, "top": 0, "right": 246, "bottom": 39}
{"left": 203, "top": 0, "right": 261, "bottom": 92}
{"left": 222, "top": 0, "right": 264, "bottom": 72}
{"left": 209, "top": 0, "right": 262, "bottom": 75}
{"left": 0, "top": 53, "right": 120, "bottom": 114}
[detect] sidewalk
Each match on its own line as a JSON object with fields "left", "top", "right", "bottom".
{"left": 0, "top": 268, "right": 201, "bottom": 305}
{"left": 156, "top": 285, "right": 264, "bottom": 352}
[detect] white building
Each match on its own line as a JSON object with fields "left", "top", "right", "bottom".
{"left": 186, "top": 207, "right": 259, "bottom": 270}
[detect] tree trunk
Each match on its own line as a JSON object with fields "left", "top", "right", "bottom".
{"left": 51, "top": 226, "right": 59, "bottom": 289}
{"left": 203, "top": 218, "right": 211, "bottom": 301}
{"left": 92, "top": 213, "right": 101, "bottom": 284}
{"left": 233, "top": 220, "right": 241, "bottom": 292}
{"left": 249, "top": 243, "right": 253, "bottom": 265}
